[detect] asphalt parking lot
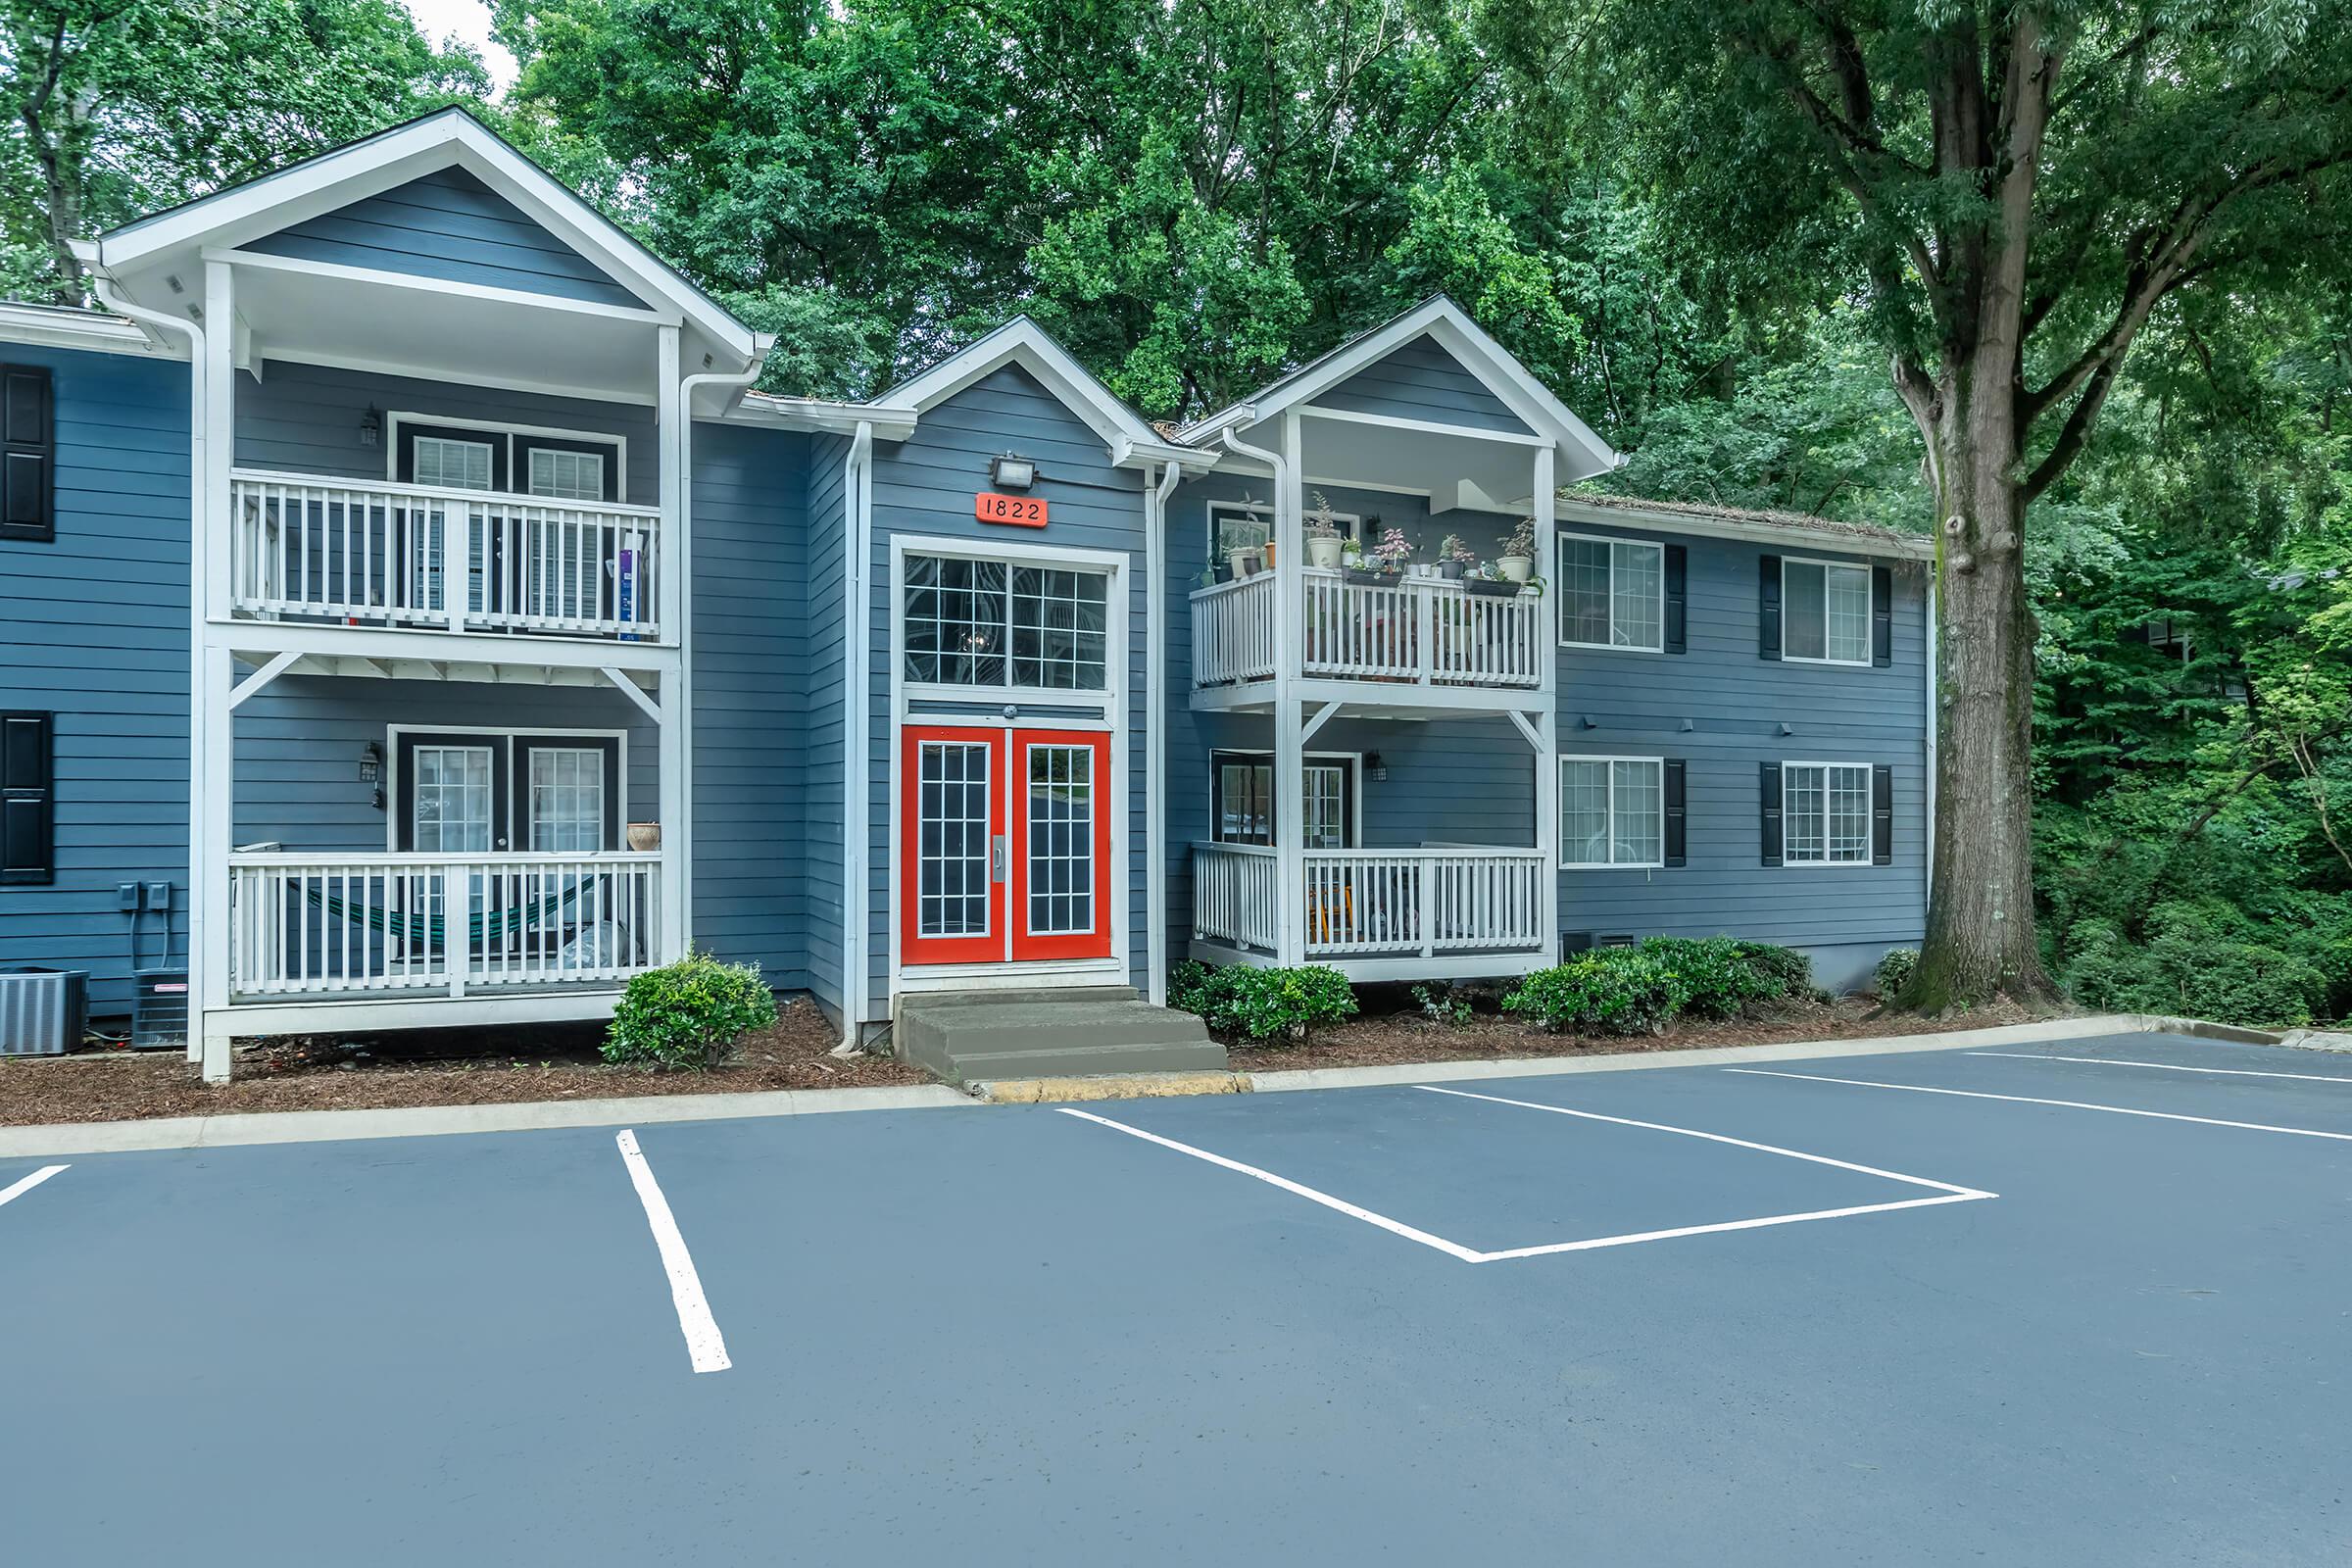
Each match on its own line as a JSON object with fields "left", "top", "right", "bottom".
{"left": 5, "top": 1031, "right": 2350, "bottom": 1565}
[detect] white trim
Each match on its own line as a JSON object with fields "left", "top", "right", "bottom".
{"left": 1556, "top": 497, "right": 1936, "bottom": 562}
{"left": 1297, "top": 404, "right": 1549, "bottom": 447}
{"left": 1146, "top": 460, "right": 1179, "bottom": 1006}
{"left": 1207, "top": 749, "right": 1363, "bottom": 850}
{"left": 204, "top": 246, "right": 675, "bottom": 326}
{"left": 875, "top": 317, "right": 1173, "bottom": 466}
{"left": 1557, "top": 755, "right": 1668, "bottom": 870}
{"left": 227, "top": 650, "right": 303, "bottom": 710}
{"left": 204, "top": 987, "right": 628, "bottom": 1037}
{"left": 886, "top": 533, "right": 1132, "bottom": 995}
{"left": 1779, "top": 759, "right": 1878, "bottom": 868}
{"left": 0, "top": 301, "right": 176, "bottom": 357}
{"left": 381, "top": 723, "right": 630, "bottom": 854}
{"left": 897, "top": 957, "right": 1127, "bottom": 992}
{"left": 840, "top": 423, "right": 875, "bottom": 1047}
{"left": 1555, "top": 530, "right": 1666, "bottom": 654}
{"left": 262, "top": 345, "right": 660, "bottom": 409}
{"left": 1779, "top": 555, "right": 1876, "bottom": 667}
{"left": 383, "top": 411, "right": 631, "bottom": 496}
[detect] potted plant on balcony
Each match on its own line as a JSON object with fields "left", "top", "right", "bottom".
{"left": 1464, "top": 561, "right": 1524, "bottom": 598}
{"left": 1228, "top": 542, "right": 1263, "bottom": 579}
{"left": 1497, "top": 518, "right": 1537, "bottom": 583}
{"left": 1436, "top": 533, "right": 1475, "bottom": 580}
{"left": 1304, "top": 492, "right": 1346, "bottom": 569}
{"left": 1345, "top": 524, "right": 1412, "bottom": 586}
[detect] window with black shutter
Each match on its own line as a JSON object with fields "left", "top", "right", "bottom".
{"left": 2, "top": 364, "right": 55, "bottom": 543}
{"left": 1758, "top": 760, "right": 1783, "bottom": 865}
{"left": 1663, "top": 545, "right": 1688, "bottom": 655}
{"left": 1, "top": 711, "right": 55, "bottom": 885}
{"left": 1758, "top": 555, "right": 1782, "bottom": 660}
{"left": 1663, "top": 759, "right": 1688, "bottom": 866}
{"left": 1872, "top": 763, "right": 1894, "bottom": 864}
{"left": 1872, "top": 565, "right": 1894, "bottom": 667}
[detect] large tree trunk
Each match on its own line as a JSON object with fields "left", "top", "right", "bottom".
{"left": 1901, "top": 368, "right": 2059, "bottom": 1010}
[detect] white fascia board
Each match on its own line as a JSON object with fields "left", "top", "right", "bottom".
{"left": 876, "top": 318, "right": 1168, "bottom": 463}
{"left": 725, "top": 393, "right": 919, "bottom": 441}
{"left": 1554, "top": 498, "right": 1937, "bottom": 562}
{"left": 0, "top": 301, "right": 180, "bottom": 359}
{"left": 92, "top": 109, "right": 759, "bottom": 368}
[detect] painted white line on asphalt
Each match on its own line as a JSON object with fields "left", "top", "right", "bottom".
{"left": 1474, "top": 1191, "right": 1994, "bottom": 1261}
{"left": 613, "top": 1130, "right": 731, "bottom": 1374}
{"left": 0, "top": 1164, "right": 67, "bottom": 1208}
{"left": 1727, "top": 1068, "right": 2352, "bottom": 1144}
{"left": 1415, "top": 1086, "right": 1992, "bottom": 1199}
{"left": 1059, "top": 1108, "right": 1486, "bottom": 1262}
{"left": 1969, "top": 1052, "right": 2352, "bottom": 1085}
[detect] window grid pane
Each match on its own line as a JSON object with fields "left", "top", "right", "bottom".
{"left": 415, "top": 437, "right": 493, "bottom": 492}
{"left": 1785, "top": 764, "right": 1827, "bottom": 861}
{"left": 528, "top": 748, "right": 604, "bottom": 852}
{"left": 1785, "top": 562, "right": 1829, "bottom": 661}
{"left": 1026, "top": 745, "right": 1095, "bottom": 936}
{"left": 1303, "top": 765, "right": 1347, "bottom": 850}
{"left": 1611, "top": 543, "right": 1663, "bottom": 650}
{"left": 1827, "top": 764, "right": 1873, "bottom": 861}
{"left": 1214, "top": 507, "right": 1271, "bottom": 558}
{"left": 1826, "top": 565, "right": 1872, "bottom": 662}
{"left": 528, "top": 448, "right": 605, "bottom": 502}
{"left": 903, "top": 556, "right": 1007, "bottom": 686}
{"left": 1561, "top": 760, "right": 1612, "bottom": 865}
{"left": 1009, "top": 566, "right": 1108, "bottom": 691}
{"left": 413, "top": 745, "right": 493, "bottom": 853}
{"left": 1561, "top": 538, "right": 1611, "bottom": 645}
{"left": 1611, "top": 760, "right": 1663, "bottom": 863}
{"left": 916, "top": 742, "right": 993, "bottom": 937}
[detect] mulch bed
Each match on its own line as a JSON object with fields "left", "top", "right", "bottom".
{"left": 0, "top": 997, "right": 927, "bottom": 1128}
{"left": 1226, "top": 991, "right": 2049, "bottom": 1073}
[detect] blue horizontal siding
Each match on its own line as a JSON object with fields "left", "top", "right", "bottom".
{"left": 245, "top": 168, "right": 647, "bottom": 310}
{"left": 802, "top": 432, "right": 850, "bottom": 1023}
{"left": 0, "top": 344, "right": 191, "bottom": 1017}
{"left": 1311, "top": 334, "right": 1532, "bottom": 434}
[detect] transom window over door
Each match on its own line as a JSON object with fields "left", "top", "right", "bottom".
{"left": 903, "top": 553, "right": 1111, "bottom": 694}
{"left": 1558, "top": 535, "right": 1664, "bottom": 651}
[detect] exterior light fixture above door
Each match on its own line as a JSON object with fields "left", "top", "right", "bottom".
{"left": 990, "top": 454, "right": 1036, "bottom": 490}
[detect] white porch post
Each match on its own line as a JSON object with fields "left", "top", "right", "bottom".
{"left": 195, "top": 260, "right": 237, "bottom": 1081}
{"left": 655, "top": 325, "right": 687, "bottom": 959}
{"left": 1532, "top": 445, "right": 1559, "bottom": 957}
{"left": 1273, "top": 413, "right": 1307, "bottom": 966}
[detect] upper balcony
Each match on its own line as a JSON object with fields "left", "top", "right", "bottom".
{"left": 230, "top": 468, "right": 663, "bottom": 643}
{"left": 1191, "top": 565, "right": 1545, "bottom": 710}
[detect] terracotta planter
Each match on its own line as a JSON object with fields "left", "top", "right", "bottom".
{"left": 627, "top": 821, "right": 661, "bottom": 852}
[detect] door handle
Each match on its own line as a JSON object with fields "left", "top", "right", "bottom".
{"left": 992, "top": 835, "right": 1008, "bottom": 883}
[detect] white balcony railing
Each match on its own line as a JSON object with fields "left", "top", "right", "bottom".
{"left": 227, "top": 852, "right": 662, "bottom": 999}
{"left": 1191, "top": 568, "right": 1543, "bottom": 691}
{"left": 230, "top": 470, "right": 663, "bottom": 641}
{"left": 1191, "top": 843, "right": 1548, "bottom": 961}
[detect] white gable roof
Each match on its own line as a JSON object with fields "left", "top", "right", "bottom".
{"left": 1178, "top": 295, "right": 1619, "bottom": 480}
{"left": 84, "top": 107, "right": 760, "bottom": 368}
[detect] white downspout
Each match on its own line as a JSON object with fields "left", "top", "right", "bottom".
{"left": 91, "top": 274, "right": 207, "bottom": 1062}
{"left": 673, "top": 362, "right": 767, "bottom": 961}
{"left": 837, "top": 420, "right": 875, "bottom": 1051}
{"left": 1146, "top": 459, "right": 1183, "bottom": 1004}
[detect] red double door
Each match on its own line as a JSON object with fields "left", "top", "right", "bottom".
{"left": 901, "top": 725, "right": 1113, "bottom": 965}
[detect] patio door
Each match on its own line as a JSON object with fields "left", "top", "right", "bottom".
{"left": 901, "top": 724, "right": 1112, "bottom": 966}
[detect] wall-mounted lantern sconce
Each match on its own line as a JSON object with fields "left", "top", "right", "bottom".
{"left": 1364, "top": 751, "right": 1387, "bottom": 782}
{"left": 361, "top": 741, "right": 383, "bottom": 809}
{"left": 359, "top": 405, "right": 382, "bottom": 447}
{"left": 990, "top": 454, "right": 1036, "bottom": 490}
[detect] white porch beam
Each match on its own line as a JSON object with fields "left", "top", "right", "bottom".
{"left": 1300, "top": 700, "right": 1344, "bottom": 748}
{"left": 197, "top": 643, "right": 235, "bottom": 1083}
{"left": 654, "top": 323, "right": 688, "bottom": 962}
{"left": 1276, "top": 412, "right": 1307, "bottom": 966}
{"left": 1533, "top": 443, "right": 1560, "bottom": 962}
{"left": 600, "top": 665, "right": 665, "bottom": 725}
{"left": 222, "top": 619, "right": 679, "bottom": 675}
{"left": 227, "top": 650, "right": 301, "bottom": 710}
{"left": 1506, "top": 710, "right": 1544, "bottom": 752}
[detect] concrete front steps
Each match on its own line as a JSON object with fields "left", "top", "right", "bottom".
{"left": 897, "top": 987, "right": 1226, "bottom": 1087}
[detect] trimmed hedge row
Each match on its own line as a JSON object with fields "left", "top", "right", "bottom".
{"left": 1171, "top": 959, "right": 1358, "bottom": 1040}
{"left": 1502, "top": 938, "right": 1816, "bottom": 1036}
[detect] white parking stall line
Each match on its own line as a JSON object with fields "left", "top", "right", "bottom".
{"left": 1969, "top": 1052, "right": 2352, "bottom": 1085}
{"left": 1728, "top": 1068, "right": 2352, "bottom": 1144}
{"left": 613, "top": 1130, "right": 732, "bottom": 1374}
{"left": 1472, "top": 1190, "right": 1993, "bottom": 1262}
{"left": 1057, "top": 1108, "right": 1487, "bottom": 1262}
{"left": 0, "top": 1164, "right": 68, "bottom": 1209}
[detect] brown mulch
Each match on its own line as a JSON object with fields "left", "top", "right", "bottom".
{"left": 1226, "top": 992, "right": 2052, "bottom": 1072}
{"left": 0, "top": 996, "right": 927, "bottom": 1128}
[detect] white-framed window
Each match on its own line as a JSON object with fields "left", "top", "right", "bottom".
{"left": 412, "top": 436, "right": 495, "bottom": 493}
{"left": 1211, "top": 752, "right": 1357, "bottom": 849}
{"left": 390, "top": 414, "right": 625, "bottom": 503}
{"left": 1207, "top": 500, "right": 1361, "bottom": 562}
{"left": 1557, "top": 533, "right": 1664, "bottom": 651}
{"left": 1559, "top": 756, "right": 1664, "bottom": 867}
{"left": 528, "top": 447, "right": 607, "bottom": 503}
{"left": 1784, "top": 559, "right": 1873, "bottom": 664}
{"left": 1782, "top": 761, "right": 1873, "bottom": 864}
{"left": 902, "top": 552, "right": 1112, "bottom": 694}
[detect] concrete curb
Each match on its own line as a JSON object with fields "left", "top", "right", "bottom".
{"left": 971, "top": 1070, "right": 1249, "bottom": 1104}
{"left": 1245, "top": 1013, "right": 2203, "bottom": 1094}
{"left": 0, "top": 1082, "right": 974, "bottom": 1159}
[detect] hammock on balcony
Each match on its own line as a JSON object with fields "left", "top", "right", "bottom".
{"left": 298, "top": 873, "right": 606, "bottom": 944}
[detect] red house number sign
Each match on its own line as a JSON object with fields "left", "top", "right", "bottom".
{"left": 975, "top": 492, "right": 1049, "bottom": 527}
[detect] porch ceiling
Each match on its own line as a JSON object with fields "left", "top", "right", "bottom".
{"left": 1295, "top": 414, "right": 1544, "bottom": 514}
{"left": 233, "top": 647, "right": 662, "bottom": 691}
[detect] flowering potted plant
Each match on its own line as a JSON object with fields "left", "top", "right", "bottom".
{"left": 1437, "top": 533, "right": 1475, "bottom": 580}
{"left": 1345, "top": 524, "right": 1408, "bottom": 585}
{"left": 1497, "top": 518, "right": 1538, "bottom": 583}
{"left": 1304, "top": 492, "right": 1346, "bottom": 569}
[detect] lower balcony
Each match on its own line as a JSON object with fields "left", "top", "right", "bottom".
{"left": 1189, "top": 842, "right": 1552, "bottom": 981}
{"left": 225, "top": 851, "right": 666, "bottom": 1013}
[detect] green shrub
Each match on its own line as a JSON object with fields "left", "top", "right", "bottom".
{"left": 603, "top": 953, "right": 777, "bottom": 1069}
{"left": 1638, "top": 936, "right": 1782, "bottom": 1018}
{"left": 2057, "top": 904, "right": 2328, "bottom": 1026}
{"left": 1504, "top": 950, "right": 1688, "bottom": 1035}
{"left": 1875, "top": 947, "right": 1920, "bottom": 997}
{"left": 1731, "top": 940, "right": 1814, "bottom": 1000}
{"left": 1171, "top": 960, "right": 1358, "bottom": 1041}
{"left": 1412, "top": 982, "right": 1475, "bottom": 1026}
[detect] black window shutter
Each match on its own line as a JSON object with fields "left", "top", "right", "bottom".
{"left": 1759, "top": 760, "right": 1783, "bottom": 866}
{"left": 1872, "top": 564, "right": 1893, "bottom": 667}
{"left": 1, "top": 711, "right": 55, "bottom": 885}
{"left": 1664, "top": 545, "right": 1688, "bottom": 654}
{"left": 2, "top": 364, "right": 55, "bottom": 542}
{"left": 1663, "top": 759, "right": 1687, "bottom": 866}
{"left": 1871, "top": 763, "right": 1894, "bottom": 865}
{"left": 1758, "top": 555, "right": 1782, "bottom": 661}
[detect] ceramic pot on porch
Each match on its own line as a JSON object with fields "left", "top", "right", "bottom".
{"left": 1497, "top": 555, "right": 1533, "bottom": 583}
{"left": 1438, "top": 560, "right": 1465, "bottom": 580}
{"left": 1306, "top": 534, "right": 1345, "bottom": 569}
{"left": 626, "top": 821, "right": 661, "bottom": 852}
{"left": 1229, "top": 548, "right": 1261, "bottom": 579}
